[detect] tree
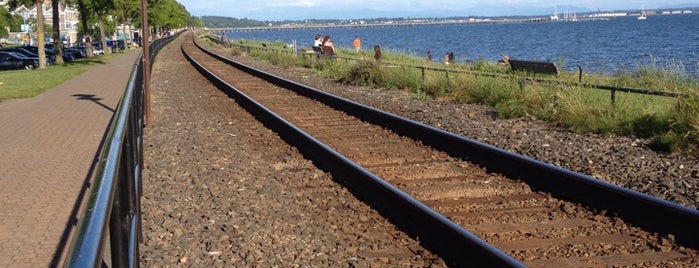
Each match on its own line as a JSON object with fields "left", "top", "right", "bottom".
{"left": 87, "top": 0, "right": 115, "bottom": 54}
{"left": 36, "top": 0, "right": 45, "bottom": 69}
{"left": 8, "top": 0, "right": 48, "bottom": 69}
{"left": 148, "top": 0, "right": 189, "bottom": 36}
{"left": 76, "top": 0, "right": 93, "bottom": 57}
{"left": 51, "top": 0, "right": 63, "bottom": 64}
{"left": 0, "top": 7, "right": 23, "bottom": 38}
{"left": 114, "top": 0, "right": 140, "bottom": 47}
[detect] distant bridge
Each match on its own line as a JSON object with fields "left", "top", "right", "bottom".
{"left": 209, "top": 17, "right": 550, "bottom": 33}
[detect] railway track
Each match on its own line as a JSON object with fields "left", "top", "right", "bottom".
{"left": 179, "top": 32, "right": 698, "bottom": 267}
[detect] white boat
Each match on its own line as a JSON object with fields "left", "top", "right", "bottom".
{"left": 638, "top": 5, "right": 647, "bottom": 20}
{"left": 550, "top": 5, "right": 560, "bottom": 21}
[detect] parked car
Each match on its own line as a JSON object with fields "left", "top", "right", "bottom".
{"left": 45, "top": 44, "right": 77, "bottom": 62}
{"left": 0, "top": 47, "right": 39, "bottom": 57}
{"left": 63, "top": 47, "right": 83, "bottom": 59}
{"left": 74, "top": 42, "right": 106, "bottom": 57}
{"left": 0, "top": 51, "right": 40, "bottom": 70}
{"left": 0, "top": 46, "right": 55, "bottom": 65}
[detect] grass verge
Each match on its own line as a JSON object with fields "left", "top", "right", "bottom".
{"left": 0, "top": 53, "right": 120, "bottom": 101}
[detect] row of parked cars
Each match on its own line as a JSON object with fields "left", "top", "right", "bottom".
{"left": 0, "top": 43, "right": 105, "bottom": 70}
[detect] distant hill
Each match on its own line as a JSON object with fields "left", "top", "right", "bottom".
{"left": 202, "top": 16, "right": 268, "bottom": 28}
{"left": 658, "top": 3, "right": 699, "bottom": 9}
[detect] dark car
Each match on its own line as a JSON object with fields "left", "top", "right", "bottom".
{"left": 0, "top": 47, "right": 55, "bottom": 65}
{"left": 0, "top": 51, "right": 40, "bottom": 70}
{"left": 45, "top": 44, "right": 77, "bottom": 62}
{"left": 16, "top": 46, "right": 55, "bottom": 62}
{"left": 0, "top": 47, "right": 38, "bottom": 57}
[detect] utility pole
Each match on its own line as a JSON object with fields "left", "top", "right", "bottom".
{"left": 141, "top": 0, "right": 151, "bottom": 127}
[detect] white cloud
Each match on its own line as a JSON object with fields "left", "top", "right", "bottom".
{"left": 266, "top": 0, "right": 318, "bottom": 7}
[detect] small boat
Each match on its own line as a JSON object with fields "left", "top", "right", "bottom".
{"left": 638, "top": 5, "right": 647, "bottom": 20}
{"left": 550, "top": 5, "right": 560, "bottom": 21}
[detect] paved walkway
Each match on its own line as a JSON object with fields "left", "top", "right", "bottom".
{"left": 0, "top": 50, "right": 141, "bottom": 268}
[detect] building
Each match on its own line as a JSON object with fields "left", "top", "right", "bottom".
{"left": 10, "top": 4, "right": 80, "bottom": 46}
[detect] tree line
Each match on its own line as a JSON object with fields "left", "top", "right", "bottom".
{"left": 0, "top": 0, "right": 198, "bottom": 69}
{"left": 200, "top": 16, "right": 268, "bottom": 28}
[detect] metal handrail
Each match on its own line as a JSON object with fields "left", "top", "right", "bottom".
{"left": 64, "top": 32, "right": 181, "bottom": 268}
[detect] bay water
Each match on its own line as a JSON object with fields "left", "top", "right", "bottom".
{"left": 226, "top": 14, "right": 698, "bottom": 78}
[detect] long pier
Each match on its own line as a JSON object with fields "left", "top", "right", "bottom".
{"left": 212, "top": 17, "right": 551, "bottom": 32}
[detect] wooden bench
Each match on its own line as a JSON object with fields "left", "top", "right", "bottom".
{"left": 508, "top": 59, "right": 559, "bottom": 77}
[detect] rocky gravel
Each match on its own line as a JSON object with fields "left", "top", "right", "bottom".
{"left": 141, "top": 37, "right": 446, "bottom": 267}
{"left": 140, "top": 34, "right": 698, "bottom": 267}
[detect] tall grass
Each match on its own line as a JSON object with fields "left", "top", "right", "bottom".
{"left": 210, "top": 35, "right": 699, "bottom": 155}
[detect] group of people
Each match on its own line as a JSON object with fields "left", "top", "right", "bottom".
{"left": 443, "top": 52, "right": 455, "bottom": 65}
{"left": 425, "top": 51, "right": 455, "bottom": 65}
{"left": 311, "top": 34, "right": 363, "bottom": 59}
{"left": 311, "top": 36, "right": 456, "bottom": 65}
{"left": 312, "top": 34, "right": 336, "bottom": 58}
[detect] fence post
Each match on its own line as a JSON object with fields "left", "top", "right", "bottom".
{"left": 421, "top": 67, "right": 425, "bottom": 82}
{"left": 611, "top": 89, "right": 616, "bottom": 107}
{"left": 576, "top": 65, "right": 583, "bottom": 83}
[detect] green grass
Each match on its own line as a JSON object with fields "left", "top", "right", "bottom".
{"left": 0, "top": 53, "right": 118, "bottom": 101}
{"left": 203, "top": 35, "right": 699, "bottom": 155}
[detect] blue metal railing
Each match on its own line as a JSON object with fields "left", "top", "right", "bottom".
{"left": 64, "top": 31, "right": 181, "bottom": 268}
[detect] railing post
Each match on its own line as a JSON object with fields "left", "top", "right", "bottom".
{"left": 611, "top": 89, "right": 616, "bottom": 107}
{"left": 421, "top": 67, "right": 425, "bottom": 82}
{"left": 109, "top": 160, "right": 129, "bottom": 268}
{"left": 126, "top": 108, "right": 143, "bottom": 243}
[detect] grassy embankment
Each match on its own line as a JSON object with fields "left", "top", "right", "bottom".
{"left": 0, "top": 52, "right": 120, "bottom": 100}
{"left": 222, "top": 34, "right": 699, "bottom": 154}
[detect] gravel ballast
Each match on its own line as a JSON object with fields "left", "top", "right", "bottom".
{"left": 216, "top": 47, "right": 699, "bottom": 210}
{"left": 141, "top": 34, "right": 698, "bottom": 266}
{"left": 141, "top": 36, "right": 446, "bottom": 267}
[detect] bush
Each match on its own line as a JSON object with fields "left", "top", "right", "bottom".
{"left": 338, "top": 60, "right": 386, "bottom": 86}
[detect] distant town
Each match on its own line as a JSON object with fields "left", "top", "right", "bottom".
{"left": 203, "top": 7, "right": 697, "bottom": 31}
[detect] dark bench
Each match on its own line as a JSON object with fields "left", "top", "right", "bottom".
{"left": 508, "top": 59, "right": 559, "bottom": 77}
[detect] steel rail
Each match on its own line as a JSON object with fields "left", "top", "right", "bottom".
{"left": 192, "top": 35, "right": 699, "bottom": 250}
{"left": 183, "top": 34, "right": 528, "bottom": 267}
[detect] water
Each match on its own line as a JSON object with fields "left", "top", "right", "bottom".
{"left": 226, "top": 14, "right": 698, "bottom": 78}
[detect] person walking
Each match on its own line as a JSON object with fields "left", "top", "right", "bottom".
{"left": 353, "top": 35, "right": 361, "bottom": 54}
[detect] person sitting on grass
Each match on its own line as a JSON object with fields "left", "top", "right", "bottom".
{"left": 312, "top": 34, "right": 323, "bottom": 58}
{"left": 322, "top": 35, "right": 337, "bottom": 59}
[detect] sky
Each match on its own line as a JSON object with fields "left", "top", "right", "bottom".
{"left": 176, "top": 0, "right": 698, "bottom": 20}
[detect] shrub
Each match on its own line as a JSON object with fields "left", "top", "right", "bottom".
{"left": 338, "top": 60, "right": 386, "bottom": 87}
